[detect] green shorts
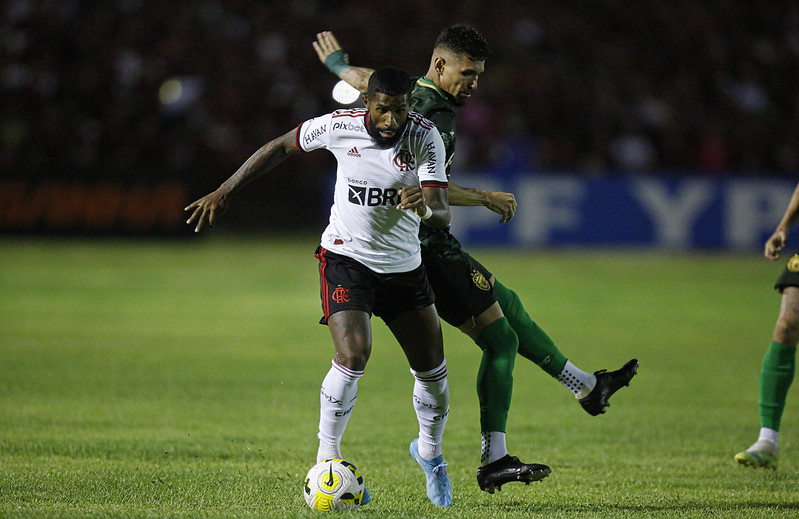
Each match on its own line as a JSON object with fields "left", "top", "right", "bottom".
{"left": 420, "top": 228, "right": 496, "bottom": 328}
{"left": 775, "top": 252, "right": 799, "bottom": 292}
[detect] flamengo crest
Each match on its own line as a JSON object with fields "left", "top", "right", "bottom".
{"left": 394, "top": 149, "right": 416, "bottom": 171}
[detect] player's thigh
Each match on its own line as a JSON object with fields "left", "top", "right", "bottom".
{"left": 327, "top": 310, "right": 373, "bottom": 370}
{"left": 773, "top": 257, "right": 799, "bottom": 346}
{"left": 373, "top": 264, "right": 442, "bottom": 371}
{"left": 386, "top": 304, "right": 444, "bottom": 372}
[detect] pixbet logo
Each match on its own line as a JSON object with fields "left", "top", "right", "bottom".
{"left": 348, "top": 185, "right": 398, "bottom": 206}
{"left": 332, "top": 121, "right": 365, "bottom": 133}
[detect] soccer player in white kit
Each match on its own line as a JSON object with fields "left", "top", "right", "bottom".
{"left": 185, "top": 67, "right": 454, "bottom": 507}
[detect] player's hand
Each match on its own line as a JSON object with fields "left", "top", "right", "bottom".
{"left": 397, "top": 185, "right": 427, "bottom": 217}
{"left": 313, "top": 31, "right": 347, "bottom": 64}
{"left": 184, "top": 190, "right": 229, "bottom": 233}
{"left": 485, "top": 191, "right": 517, "bottom": 223}
{"left": 765, "top": 229, "right": 788, "bottom": 260}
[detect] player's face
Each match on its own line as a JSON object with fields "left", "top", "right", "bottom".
{"left": 436, "top": 52, "right": 484, "bottom": 106}
{"left": 363, "top": 92, "right": 410, "bottom": 147}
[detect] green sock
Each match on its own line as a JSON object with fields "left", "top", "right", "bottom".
{"left": 494, "top": 279, "right": 567, "bottom": 377}
{"left": 475, "top": 317, "right": 518, "bottom": 433}
{"left": 759, "top": 340, "right": 796, "bottom": 431}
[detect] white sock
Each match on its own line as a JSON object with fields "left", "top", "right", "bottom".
{"left": 557, "top": 360, "right": 596, "bottom": 399}
{"left": 317, "top": 359, "right": 363, "bottom": 463}
{"left": 481, "top": 431, "right": 508, "bottom": 466}
{"left": 757, "top": 427, "right": 779, "bottom": 446}
{"left": 411, "top": 359, "right": 449, "bottom": 461}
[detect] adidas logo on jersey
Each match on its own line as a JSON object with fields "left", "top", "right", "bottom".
{"left": 347, "top": 147, "right": 361, "bottom": 157}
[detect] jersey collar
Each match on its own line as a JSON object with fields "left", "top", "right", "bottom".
{"left": 416, "top": 76, "right": 453, "bottom": 102}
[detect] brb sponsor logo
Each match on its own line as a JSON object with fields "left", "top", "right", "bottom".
{"left": 348, "top": 184, "right": 399, "bottom": 207}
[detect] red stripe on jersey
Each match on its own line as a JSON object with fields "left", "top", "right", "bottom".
{"left": 315, "top": 247, "right": 330, "bottom": 319}
{"left": 332, "top": 108, "right": 367, "bottom": 119}
{"left": 408, "top": 112, "right": 435, "bottom": 130}
{"left": 294, "top": 124, "right": 303, "bottom": 151}
{"left": 421, "top": 180, "right": 449, "bottom": 189}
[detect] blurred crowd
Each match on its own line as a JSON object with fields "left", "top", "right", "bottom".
{"left": 2, "top": 0, "right": 798, "bottom": 201}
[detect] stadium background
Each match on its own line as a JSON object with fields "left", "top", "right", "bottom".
{"left": 4, "top": 3, "right": 799, "bottom": 516}
{"left": 1, "top": 0, "right": 798, "bottom": 247}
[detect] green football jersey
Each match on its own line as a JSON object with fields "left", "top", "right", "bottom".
{"left": 411, "top": 76, "right": 458, "bottom": 242}
{"left": 411, "top": 76, "right": 457, "bottom": 180}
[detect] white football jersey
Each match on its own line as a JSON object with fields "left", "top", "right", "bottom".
{"left": 296, "top": 108, "right": 447, "bottom": 274}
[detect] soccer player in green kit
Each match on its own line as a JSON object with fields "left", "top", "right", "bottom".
{"left": 315, "top": 26, "right": 638, "bottom": 492}
{"left": 735, "top": 182, "right": 799, "bottom": 470}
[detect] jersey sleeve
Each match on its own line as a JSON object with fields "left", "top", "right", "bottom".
{"left": 417, "top": 127, "right": 448, "bottom": 188}
{"left": 295, "top": 112, "right": 333, "bottom": 152}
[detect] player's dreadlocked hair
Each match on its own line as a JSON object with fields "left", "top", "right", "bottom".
{"left": 367, "top": 66, "right": 413, "bottom": 98}
{"left": 434, "top": 25, "right": 491, "bottom": 61}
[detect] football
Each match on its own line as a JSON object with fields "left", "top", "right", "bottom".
{"left": 302, "top": 458, "right": 365, "bottom": 511}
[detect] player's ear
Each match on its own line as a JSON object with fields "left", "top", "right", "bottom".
{"left": 434, "top": 56, "right": 446, "bottom": 75}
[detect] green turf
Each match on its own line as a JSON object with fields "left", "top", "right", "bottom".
{"left": 1, "top": 236, "right": 798, "bottom": 518}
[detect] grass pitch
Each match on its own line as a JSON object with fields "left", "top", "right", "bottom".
{"left": 1, "top": 236, "right": 798, "bottom": 518}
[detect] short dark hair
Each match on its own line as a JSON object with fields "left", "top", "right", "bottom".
{"left": 367, "top": 66, "right": 413, "bottom": 97}
{"left": 434, "top": 25, "right": 491, "bottom": 61}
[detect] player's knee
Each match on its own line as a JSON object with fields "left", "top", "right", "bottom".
{"left": 477, "top": 320, "right": 519, "bottom": 357}
{"left": 335, "top": 347, "right": 371, "bottom": 372}
{"left": 495, "top": 282, "right": 521, "bottom": 314}
{"left": 494, "top": 335, "right": 519, "bottom": 358}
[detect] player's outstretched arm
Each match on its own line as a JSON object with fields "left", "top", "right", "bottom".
{"left": 184, "top": 128, "right": 300, "bottom": 232}
{"left": 313, "top": 31, "right": 373, "bottom": 93}
{"left": 448, "top": 181, "right": 517, "bottom": 224}
{"left": 766, "top": 181, "right": 799, "bottom": 260}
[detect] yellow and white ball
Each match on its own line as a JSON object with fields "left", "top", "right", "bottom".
{"left": 303, "top": 458, "right": 365, "bottom": 511}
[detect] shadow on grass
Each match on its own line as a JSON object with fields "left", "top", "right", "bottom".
{"left": 469, "top": 499, "right": 799, "bottom": 514}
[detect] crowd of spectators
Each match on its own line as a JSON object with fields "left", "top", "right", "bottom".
{"left": 2, "top": 0, "right": 798, "bottom": 226}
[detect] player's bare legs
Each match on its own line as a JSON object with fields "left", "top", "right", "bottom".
{"left": 774, "top": 287, "right": 799, "bottom": 347}
{"left": 328, "top": 310, "right": 372, "bottom": 371}
{"left": 458, "top": 300, "right": 504, "bottom": 340}
{"left": 315, "top": 310, "right": 374, "bottom": 502}
{"left": 737, "top": 287, "right": 799, "bottom": 469}
{"left": 316, "top": 310, "right": 370, "bottom": 463}
{"left": 388, "top": 305, "right": 453, "bottom": 507}
{"left": 388, "top": 304, "right": 444, "bottom": 371}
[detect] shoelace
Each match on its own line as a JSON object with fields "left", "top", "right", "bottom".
{"left": 430, "top": 460, "right": 448, "bottom": 477}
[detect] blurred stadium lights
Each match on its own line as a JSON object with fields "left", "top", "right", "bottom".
{"left": 332, "top": 80, "right": 360, "bottom": 105}
{"left": 158, "top": 76, "right": 204, "bottom": 116}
